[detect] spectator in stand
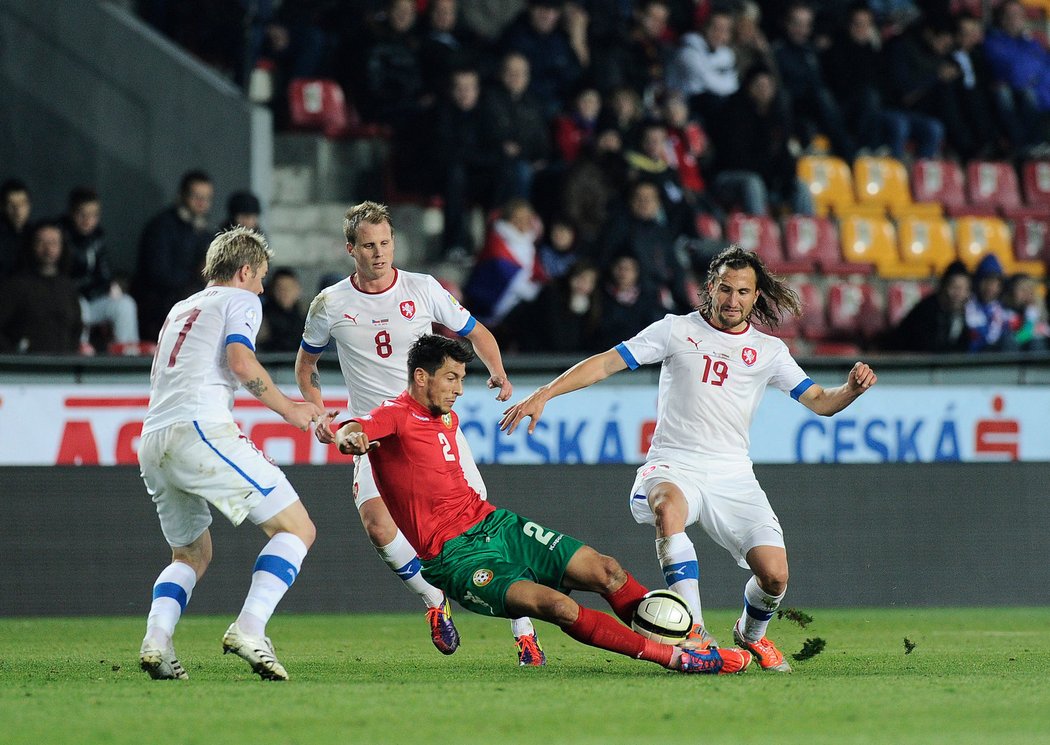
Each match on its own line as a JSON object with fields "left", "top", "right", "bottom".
{"left": 224, "top": 190, "right": 262, "bottom": 231}
{"left": 625, "top": 0, "right": 676, "bottom": 105}
{"left": 966, "top": 253, "right": 1017, "bottom": 352}
{"left": 950, "top": 14, "right": 1006, "bottom": 159}
{"left": 733, "top": 1, "right": 777, "bottom": 80}
{"left": 773, "top": 2, "right": 856, "bottom": 160}
{"left": 133, "top": 170, "right": 214, "bottom": 342}
{"left": 553, "top": 86, "right": 602, "bottom": 163}
{"left": 660, "top": 91, "right": 709, "bottom": 200}
{"left": 257, "top": 267, "right": 307, "bottom": 353}
{"left": 347, "top": 0, "right": 425, "bottom": 129}
{"left": 890, "top": 260, "right": 971, "bottom": 353}
{"left": 0, "top": 221, "right": 82, "bottom": 354}
{"left": 431, "top": 67, "right": 509, "bottom": 259}
{"left": 665, "top": 8, "right": 738, "bottom": 125}
{"left": 560, "top": 129, "right": 629, "bottom": 254}
{"left": 601, "top": 179, "right": 692, "bottom": 312}
{"left": 459, "top": 0, "right": 526, "bottom": 42}
{"left": 983, "top": 0, "right": 1050, "bottom": 152}
{"left": 537, "top": 216, "right": 580, "bottom": 280}
{"left": 463, "top": 198, "right": 546, "bottom": 327}
{"left": 883, "top": 15, "right": 980, "bottom": 161}
{"left": 597, "top": 86, "right": 645, "bottom": 147}
{"left": 417, "top": 0, "right": 487, "bottom": 99}
{"left": 821, "top": 4, "right": 944, "bottom": 160}
{"left": 594, "top": 253, "right": 665, "bottom": 350}
{"left": 60, "top": 187, "right": 140, "bottom": 351}
{"left": 509, "top": 259, "right": 601, "bottom": 352}
{"left": 709, "top": 65, "right": 813, "bottom": 217}
{"left": 1003, "top": 273, "right": 1049, "bottom": 351}
{"left": 500, "top": 0, "right": 588, "bottom": 120}
{"left": 0, "top": 179, "right": 32, "bottom": 282}
{"left": 480, "top": 52, "right": 552, "bottom": 202}
{"left": 624, "top": 120, "right": 699, "bottom": 235}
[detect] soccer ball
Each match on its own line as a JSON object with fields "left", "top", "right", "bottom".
{"left": 631, "top": 589, "right": 693, "bottom": 644}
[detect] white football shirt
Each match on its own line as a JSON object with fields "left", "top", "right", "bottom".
{"left": 142, "top": 286, "right": 263, "bottom": 434}
{"left": 301, "top": 269, "right": 474, "bottom": 417}
{"left": 617, "top": 312, "right": 813, "bottom": 464}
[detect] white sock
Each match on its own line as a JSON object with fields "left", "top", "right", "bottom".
{"left": 376, "top": 530, "right": 444, "bottom": 608}
{"left": 510, "top": 617, "right": 535, "bottom": 637}
{"left": 738, "top": 575, "right": 786, "bottom": 642}
{"left": 145, "top": 561, "right": 196, "bottom": 646}
{"left": 237, "top": 532, "right": 308, "bottom": 636}
{"left": 656, "top": 532, "right": 703, "bottom": 627}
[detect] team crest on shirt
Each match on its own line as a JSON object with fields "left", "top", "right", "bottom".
{"left": 245, "top": 309, "right": 257, "bottom": 325}
{"left": 472, "top": 569, "right": 494, "bottom": 587}
{"left": 741, "top": 347, "right": 758, "bottom": 366}
{"left": 441, "top": 413, "right": 454, "bottom": 429}
{"left": 400, "top": 300, "right": 416, "bottom": 319}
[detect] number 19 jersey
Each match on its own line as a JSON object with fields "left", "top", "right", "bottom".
{"left": 616, "top": 312, "right": 814, "bottom": 464}
{"left": 301, "top": 269, "right": 475, "bottom": 417}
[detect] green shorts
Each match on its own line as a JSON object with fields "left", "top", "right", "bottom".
{"left": 421, "top": 508, "right": 585, "bottom": 618}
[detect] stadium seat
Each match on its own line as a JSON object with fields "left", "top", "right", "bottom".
{"left": 782, "top": 215, "right": 873, "bottom": 275}
{"left": 287, "top": 78, "right": 391, "bottom": 140}
{"left": 695, "top": 213, "right": 723, "bottom": 241}
{"left": 911, "top": 158, "right": 992, "bottom": 217}
{"left": 1013, "top": 217, "right": 1050, "bottom": 266}
{"left": 896, "top": 216, "right": 956, "bottom": 276}
{"left": 793, "top": 278, "right": 829, "bottom": 341}
{"left": 798, "top": 155, "right": 883, "bottom": 219}
{"left": 955, "top": 216, "right": 1046, "bottom": 277}
{"left": 826, "top": 279, "right": 885, "bottom": 341}
{"left": 853, "top": 156, "right": 941, "bottom": 219}
{"left": 839, "top": 215, "right": 925, "bottom": 278}
{"left": 1020, "top": 160, "right": 1050, "bottom": 209}
{"left": 966, "top": 160, "right": 1045, "bottom": 220}
{"left": 886, "top": 280, "right": 932, "bottom": 328}
{"left": 725, "top": 213, "right": 813, "bottom": 274}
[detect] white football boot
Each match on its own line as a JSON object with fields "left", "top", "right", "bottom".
{"left": 222, "top": 622, "right": 289, "bottom": 681}
{"left": 140, "top": 638, "right": 189, "bottom": 680}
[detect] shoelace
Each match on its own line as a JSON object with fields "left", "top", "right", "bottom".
{"left": 682, "top": 649, "right": 721, "bottom": 672}
{"left": 516, "top": 635, "right": 542, "bottom": 660}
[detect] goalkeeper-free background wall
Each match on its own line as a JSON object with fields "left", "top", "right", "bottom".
{"left": 2, "top": 463, "right": 1045, "bottom": 616}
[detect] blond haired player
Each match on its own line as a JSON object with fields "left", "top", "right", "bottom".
{"left": 138, "top": 227, "right": 329, "bottom": 681}
{"left": 296, "top": 201, "right": 544, "bottom": 665}
{"left": 502, "top": 245, "right": 877, "bottom": 671}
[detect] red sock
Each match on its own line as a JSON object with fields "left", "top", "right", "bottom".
{"left": 602, "top": 572, "right": 648, "bottom": 625}
{"left": 565, "top": 606, "right": 675, "bottom": 667}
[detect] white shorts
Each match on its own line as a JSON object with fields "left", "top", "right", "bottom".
{"left": 628, "top": 459, "right": 784, "bottom": 568}
{"left": 139, "top": 420, "right": 300, "bottom": 547}
{"left": 353, "top": 428, "right": 487, "bottom": 509}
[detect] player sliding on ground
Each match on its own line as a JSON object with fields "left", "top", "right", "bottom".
{"left": 297, "top": 201, "right": 544, "bottom": 665}
{"left": 335, "top": 334, "right": 752, "bottom": 675}
{"left": 501, "top": 245, "right": 877, "bottom": 672}
{"left": 137, "top": 227, "right": 332, "bottom": 681}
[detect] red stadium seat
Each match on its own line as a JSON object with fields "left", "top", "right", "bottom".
{"left": 288, "top": 78, "right": 350, "bottom": 138}
{"left": 911, "top": 159, "right": 993, "bottom": 217}
{"left": 886, "top": 280, "right": 932, "bottom": 328}
{"left": 1013, "top": 217, "right": 1050, "bottom": 265}
{"left": 966, "top": 160, "right": 1045, "bottom": 219}
{"left": 782, "top": 215, "right": 874, "bottom": 275}
{"left": 794, "top": 278, "right": 829, "bottom": 341}
{"left": 695, "top": 213, "right": 723, "bottom": 241}
{"left": 1021, "top": 160, "right": 1050, "bottom": 209}
{"left": 725, "top": 213, "right": 813, "bottom": 274}
{"left": 826, "top": 279, "right": 885, "bottom": 341}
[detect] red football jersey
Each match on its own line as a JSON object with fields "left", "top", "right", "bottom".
{"left": 353, "top": 391, "right": 495, "bottom": 559}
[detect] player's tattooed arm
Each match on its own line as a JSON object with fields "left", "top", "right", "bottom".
{"left": 309, "top": 371, "right": 321, "bottom": 391}
{"left": 243, "top": 377, "right": 268, "bottom": 398}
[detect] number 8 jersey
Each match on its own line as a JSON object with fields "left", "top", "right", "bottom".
{"left": 301, "top": 270, "right": 475, "bottom": 418}
{"left": 616, "top": 312, "right": 814, "bottom": 465}
{"left": 142, "top": 286, "right": 263, "bottom": 435}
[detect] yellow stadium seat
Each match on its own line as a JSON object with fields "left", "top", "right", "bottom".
{"left": 896, "top": 216, "right": 956, "bottom": 276}
{"left": 955, "top": 217, "right": 1045, "bottom": 278}
{"left": 798, "top": 156, "right": 881, "bottom": 218}
{"left": 853, "top": 156, "right": 942, "bottom": 219}
{"left": 839, "top": 215, "right": 925, "bottom": 279}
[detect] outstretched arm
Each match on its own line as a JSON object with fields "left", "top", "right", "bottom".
{"left": 500, "top": 349, "right": 628, "bottom": 434}
{"left": 799, "top": 361, "right": 877, "bottom": 417}
{"left": 465, "top": 321, "right": 513, "bottom": 401}
{"left": 229, "top": 342, "right": 325, "bottom": 430}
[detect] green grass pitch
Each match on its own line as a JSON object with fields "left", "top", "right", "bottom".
{"left": 3, "top": 608, "right": 1048, "bottom": 745}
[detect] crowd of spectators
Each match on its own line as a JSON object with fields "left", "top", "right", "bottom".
{"left": 4, "top": 0, "right": 1050, "bottom": 357}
